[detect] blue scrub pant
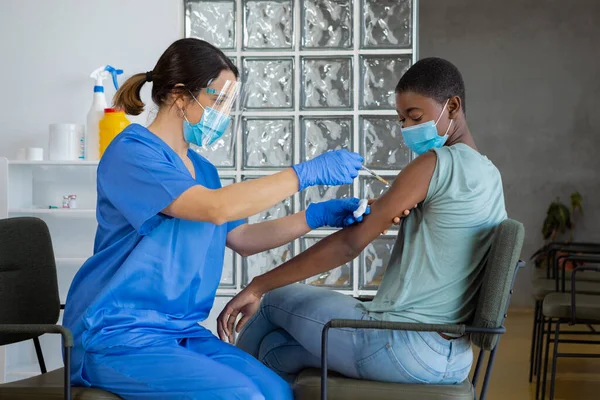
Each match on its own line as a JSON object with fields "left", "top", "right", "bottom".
{"left": 80, "top": 335, "right": 293, "bottom": 400}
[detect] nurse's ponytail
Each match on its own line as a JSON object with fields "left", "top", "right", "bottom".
{"left": 113, "top": 73, "right": 147, "bottom": 116}
{"left": 113, "top": 38, "right": 238, "bottom": 116}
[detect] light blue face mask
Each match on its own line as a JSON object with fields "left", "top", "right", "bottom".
{"left": 401, "top": 99, "right": 453, "bottom": 155}
{"left": 183, "top": 90, "right": 232, "bottom": 148}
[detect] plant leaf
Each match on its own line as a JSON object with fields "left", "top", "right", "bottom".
{"left": 557, "top": 203, "right": 570, "bottom": 234}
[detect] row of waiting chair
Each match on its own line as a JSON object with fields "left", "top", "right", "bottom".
{"left": 529, "top": 242, "right": 600, "bottom": 400}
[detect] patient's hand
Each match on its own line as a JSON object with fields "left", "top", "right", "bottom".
{"left": 217, "top": 286, "right": 261, "bottom": 344}
{"left": 368, "top": 198, "right": 415, "bottom": 234}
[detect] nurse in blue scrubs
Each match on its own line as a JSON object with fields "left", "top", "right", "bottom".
{"left": 63, "top": 38, "right": 368, "bottom": 400}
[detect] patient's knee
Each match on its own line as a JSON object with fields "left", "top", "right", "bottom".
{"left": 258, "top": 329, "right": 296, "bottom": 362}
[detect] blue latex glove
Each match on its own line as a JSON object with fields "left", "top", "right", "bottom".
{"left": 305, "top": 198, "right": 371, "bottom": 229}
{"left": 292, "top": 150, "right": 363, "bottom": 191}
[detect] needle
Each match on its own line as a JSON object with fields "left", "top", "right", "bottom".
{"left": 361, "top": 166, "right": 390, "bottom": 187}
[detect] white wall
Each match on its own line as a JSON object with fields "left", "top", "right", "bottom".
{"left": 0, "top": 0, "right": 184, "bottom": 158}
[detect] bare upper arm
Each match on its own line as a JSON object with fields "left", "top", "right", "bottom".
{"left": 344, "top": 151, "right": 438, "bottom": 254}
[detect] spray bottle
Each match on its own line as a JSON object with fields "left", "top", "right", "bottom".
{"left": 86, "top": 65, "right": 123, "bottom": 160}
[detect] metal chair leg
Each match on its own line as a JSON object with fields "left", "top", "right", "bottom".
{"left": 64, "top": 346, "right": 72, "bottom": 400}
{"left": 539, "top": 319, "right": 552, "bottom": 400}
{"left": 529, "top": 301, "right": 540, "bottom": 382}
{"left": 549, "top": 322, "right": 561, "bottom": 400}
{"left": 33, "top": 337, "right": 47, "bottom": 374}
{"left": 472, "top": 349, "right": 484, "bottom": 388}
{"left": 321, "top": 323, "right": 331, "bottom": 400}
{"left": 535, "top": 317, "right": 545, "bottom": 400}
{"left": 535, "top": 313, "right": 545, "bottom": 379}
{"left": 480, "top": 347, "right": 498, "bottom": 400}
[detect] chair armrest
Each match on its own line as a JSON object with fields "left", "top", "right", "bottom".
{"left": 533, "top": 242, "right": 600, "bottom": 261}
{"left": 557, "top": 254, "right": 600, "bottom": 292}
{"left": 327, "top": 319, "right": 465, "bottom": 334}
{"left": 563, "top": 254, "right": 600, "bottom": 264}
{"left": 547, "top": 242, "right": 600, "bottom": 253}
{"left": 0, "top": 324, "right": 73, "bottom": 347}
{"left": 532, "top": 243, "right": 600, "bottom": 278}
{"left": 553, "top": 251, "right": 600, "bottom": 290}
{"left": 326, "top": 319, "right": 506, "bottom": 335}
{"left": 0, "top": 324, "right": 73, "bottom": 399}
{"left": 570, "top": 264, "right": 600, "bottom": 324}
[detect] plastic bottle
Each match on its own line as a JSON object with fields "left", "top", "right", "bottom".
{"left": 99, "top": 108, "right": 130, "bottom": 158}
{"left": 86, "top": 65, "right": 123, "bottom": 160}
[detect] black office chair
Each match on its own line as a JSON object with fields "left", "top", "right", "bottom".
{"left": 0, "top": 217, "right": 119, "bottom": 400}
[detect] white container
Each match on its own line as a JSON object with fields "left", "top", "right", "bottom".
{"left": 86, "top": 96, "right": 106, "bottom": 161}
{"left": 49, "top": 123, "right": 84, "bottom": 161}
{"left": 25, "top": 148, "right": 44, "bottom": 161}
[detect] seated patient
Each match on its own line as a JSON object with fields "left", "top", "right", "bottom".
{"left": 219, "top": 58, "right": 508, "bottom": 385}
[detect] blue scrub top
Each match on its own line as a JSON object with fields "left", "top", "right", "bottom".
{"left": 64, "top": 124, "right": 243, "bottom": 359}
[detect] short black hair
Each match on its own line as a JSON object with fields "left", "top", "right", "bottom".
{"left": 395, "top": 57, "right": 466, "bottom": 113}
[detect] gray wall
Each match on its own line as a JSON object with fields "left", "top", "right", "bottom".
{"left": 419, "top": 0, "right": 600, "bottom": 307}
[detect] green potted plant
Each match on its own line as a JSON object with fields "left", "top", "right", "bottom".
{"left": 532, "top": 192, "right": 583, "bottom": 270}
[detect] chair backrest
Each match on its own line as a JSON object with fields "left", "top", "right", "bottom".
{"left": 471, "top": 218, "right": 525, "bottom": 350}
{"left": 0, "top": 217, "right": 60, "bottom": 345}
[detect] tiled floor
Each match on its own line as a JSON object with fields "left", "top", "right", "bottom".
{"left": 480, "top": 310, "right": 600, "bottom": 400}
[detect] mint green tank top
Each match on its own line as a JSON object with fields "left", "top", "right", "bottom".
{"left": 360, "top": 144, "right": 507, "bottom": 324}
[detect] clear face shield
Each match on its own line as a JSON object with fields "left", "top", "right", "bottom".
{"left": 183, "top": 80, "right": 242, "bottom": 148}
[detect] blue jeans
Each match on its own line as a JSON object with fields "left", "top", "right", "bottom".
{"left": 237, "top": 284, "right": 472, "bottom": 385}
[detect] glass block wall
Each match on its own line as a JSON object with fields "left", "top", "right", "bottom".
{"left": 185, "top": 0, "right": 418, "bottom": 298}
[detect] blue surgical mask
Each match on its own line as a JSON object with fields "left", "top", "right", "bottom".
{"left": 182, "top": 94, "right": 232, "bottom": 147}
{"left": 401, "top": 99, "right": 453, "bottom": 155}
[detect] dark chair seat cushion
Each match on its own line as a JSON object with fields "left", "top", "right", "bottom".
{"left": 293, "top": 368, "right": 474, "bottom": 400}
{"left": 0, "top": 368, "right": 121, "bottom": 400}
{"left": 542, "top": 292, "right": 600, "bottom": 320}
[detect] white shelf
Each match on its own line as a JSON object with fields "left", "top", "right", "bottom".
{"left": 8, "top": 208, "right": 96, "bottom": 216}
{"left": 6, "top": 370, "right": 38, "bottom": 378}
{"left": 8, "top": 160, "right": 98, "bottom": 166}
{"left": 4, "top": 362, "right": 40, "bottom": 382}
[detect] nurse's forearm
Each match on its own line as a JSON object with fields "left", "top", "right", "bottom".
{"left": 226, "top": 212, "right": 310, "bottom": 257}
{"left": 164, "top": 169, "right": 300, "bottom": 225}
{"left": 248, "top": 152, "right": 437, "bottom": 295}
{"left": 250, "top": 225, "right": 363, "bottom": 295}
